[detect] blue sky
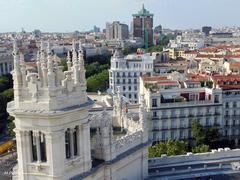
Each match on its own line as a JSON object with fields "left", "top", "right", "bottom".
{"left": 0, "top": 0, "right": 239, "bottom": 32}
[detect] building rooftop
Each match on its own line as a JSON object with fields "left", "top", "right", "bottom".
{"left": 132, "top": 4, "right": 154, "bottom": 17}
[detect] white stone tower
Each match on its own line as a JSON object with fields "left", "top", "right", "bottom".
{"left": 8, "top": 40, "right": 93, "bottom": 180}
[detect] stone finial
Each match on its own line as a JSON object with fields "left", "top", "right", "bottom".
{"left": 139, "top": 94, "right": 147, "bottom": 131}
{"left": 78, "top": 49, "right": 84, "bottom": 69}
{"left": 40, "top": 40, "right": 44, "bottom": 52}
{"left": 47, "top": 41, "right": 51, "bottom": 56}
{"left": 72, "top": 40, "right": 76, "bottom": 52}
{"left": 12, "top": 39, "right": 21, "bottom": 74}
{"left": 67, "top": 51, "right": 72, "bottom": 70}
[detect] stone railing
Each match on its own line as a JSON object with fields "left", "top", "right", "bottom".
{"left": 149, "top": 148, "right": 240, "bottom": 167}
{"left": 115, "top": 130, "right": 143, "bottom": 156}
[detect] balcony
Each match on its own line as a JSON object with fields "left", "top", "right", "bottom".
{"left": 156, "top": 100, "right": 217, "bottom": 109}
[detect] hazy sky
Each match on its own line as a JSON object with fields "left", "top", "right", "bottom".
{"left": 0, "top": 0, "right": 239, "bottom": 32}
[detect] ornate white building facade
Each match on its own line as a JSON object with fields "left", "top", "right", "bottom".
{"left": 109, "top": 49, "right": 154, "bottom": 103}
{"left": 7, "top": 40, "right": 149, "bottom": 180}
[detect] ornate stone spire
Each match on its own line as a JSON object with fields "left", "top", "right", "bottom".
{"left": 67, "top": 51, "right": 72, "bottom": 71}
{"left": 139, "top": 94, "right": 148, "bottom": 134}
{"left": 72, "top": 40, "right": 78, "bottom": 64}
{"left": 13, "top": 40, "right": 20, "bottom": 70}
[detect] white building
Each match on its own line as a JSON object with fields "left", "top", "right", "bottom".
{"left": 140, "top": 74, "right": 223, "bottom": 142}
{"left": 169, "top": 35, "right": 204, "bottom": 51}
{"left": 109, "top": 49, "right": 155, "bottom": 103}
{"left": 8, "top": 40, "right": 149, "bottom": 180}
{"left": 0, "top": 47, "right": 13, "bottom": 76}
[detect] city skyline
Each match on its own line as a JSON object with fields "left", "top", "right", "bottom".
{"left": 1, "top": 0, "right": 240, "bottom": 32}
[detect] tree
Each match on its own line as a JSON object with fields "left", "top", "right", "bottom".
{"left": 166, "top": 140, "right": 187, "bottom": 156}
{"left": 85, "top": 62, "right": 110, "bottom": 78}
{"left": 60, "top": 59, "right": 68, "bottom": 71}
{"left": 0, "top": 74, "right": 13, "bottom": 92}
{"left": 87, "top": 69, "right": 109, "bottom": 92}
{"left": 192, "top": 120, "right": 206, "bottom": 145}
{"left": 192, "top": 120, "right": 222, "bottom": 149}
{"left": 148, "top": 140, "right": 187, "bottom": 158}
{"left": 0, "top": 88, "right": 14, "bottom": 101}
{"left": 192, "top": 144, "right": 210, "bottom": 153}
{"left": 123, "top": 46, "right": 138, "bottom": 55}
{"left": 6, "top": 116, "right": 15, "bottom": 137}
{"left": 205, "top": 125, "right": 221, "bottom": 149}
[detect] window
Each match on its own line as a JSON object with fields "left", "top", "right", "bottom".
{"left": 152, "top": 99, "right": 157, "bottom": 107}
{"left": 5, "top": 63, "right": 8, "bottom": 72}
{"left": 180, "top": 130, "right": 184, "bottom": 139}
{"left": 214, "top": 95, "right": 219, "bottom": 103}
{"left": 117, "top": 72, "right": 120, "bottom": 77}
{"left": 128, "top": 72, "right": 131, "bottom": 77}
{"left": 134, "top": 93, "right": 137, "bottom": 99}
{"left": 122, "top": 79, "right": 126, "bottom": 84}
{"left": 225, "top": 120, "right": 229, "bottom": 126}
{"left": 129, "top": 94, "right": 132, "bottom": 99}
{"left": 30, "top": 131, "right": 37, "bottom": 162}
{"left": 171, "top": 131, "right": 176, "bottom": 139}
{"left": 122, "top": 72, "right": 126, "bottom": 77}
{"left": 0, "top": 64, "right": 3, "bottom": 74}
{"left": 73, "top": 127, "right": 78, "bottom": 156}
{"left": 225, "top": 102, "right": 229, "bottom": 108}
{"left": 225, "top": 111, "right": 229, "bottom": 116}
{"left": 134, "top": 86, "right": 137, "bottom": 91}
{"left": 116, "top": 62, "right": 118, "bottom": 68}
{"left": 40, "top": 133, "right": 47, "bottom": 162}
{"left": 117, "top": 79, "right": 120, "bottom": 84}
{"left": 128, "top": 86, "right": 131, "bottom": 91}
{"left": 162, "top": 120, "right": 168, "bottom": 129}
{"left": 188, "top": 130, "right": 192, "bottom": 138}
{"left": 206, "top": 118, "right": 210, "bottom": 126}
{"left": 30, "top": 131, "right": 47, "bottom": 162}
{"left": 153, "top": 111, "right": 157, "bottom": 117}
{"left": 65, "top": 129, "right": 71, "bottom": 159}
{"left": 128, "top": 79, "right": 131, "bottom": 84}
{"left": 134, "top": 79, "right": 137, "bottom": 84}
{"left": 233, "top": 102, "right": 237, "bottom": 108}
{"left": 123, "top": 86, "right": 126, "bottom": 91}
{"left": 162, "top": 131, "right": 166, "bottom": 140}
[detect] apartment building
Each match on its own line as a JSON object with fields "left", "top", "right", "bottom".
{"left": 109, "top": 49, "right": 154, "bottom": 103}
{"left": 212, "top": 74, "right": 240, "bottom": 145}
{"left": 140, "top": 74, "right": 223, "bottom": 142}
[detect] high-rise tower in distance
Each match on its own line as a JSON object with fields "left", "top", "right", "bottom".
{"left": 133, "top": 4, "right": 154, "bottom": 48}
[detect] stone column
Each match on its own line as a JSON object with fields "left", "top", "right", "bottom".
{"left": 82, "top": 123, "right": 91, "bottom": 171}
{"left": 45, "top": 131, "right": 65, "bottom": 179}
{"left": 14, "top": 129, "right": 31, "bottom": 180}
